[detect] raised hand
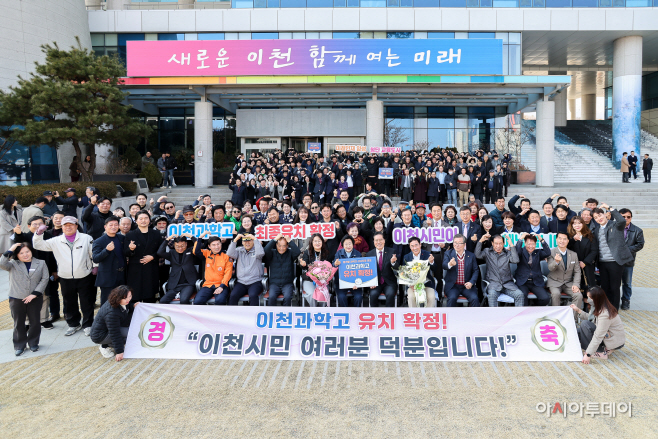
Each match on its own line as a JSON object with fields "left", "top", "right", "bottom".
{"left": 390, "top": 253, "right": 397, "bottom": 264}
{"left": 448, "top": 257, "right": 456, "bottom": 268}
{"left": 554, "top": 253, "right": 562, "bottom": 263}
{"left": 106, "top": 241, "right": 115, "bottom": 251}
{"left": 129, "top": 240, "right": 136, "bottom": 251}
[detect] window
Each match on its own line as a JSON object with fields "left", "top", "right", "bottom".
{"left": 198, "top": 33, "right": 225, "bottom": 41}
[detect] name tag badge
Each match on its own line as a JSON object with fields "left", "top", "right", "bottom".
{"left": 571, "top": 261, "right": 575, "bottom": 264}
{"left": 218, "top": 267, "right": 222, "bottom": 271}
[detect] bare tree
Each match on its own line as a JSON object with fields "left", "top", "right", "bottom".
{"left": 411, "top": 139, "right": 431, "bottom": 152}
{"left": 494, "top": 121, "right": 535, "bottom": 170}
{"left": 384, "top": 119, "right": 409, "bottom": 149}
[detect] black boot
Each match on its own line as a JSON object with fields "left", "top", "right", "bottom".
{"left": 621, "top": 300, "right": 630, "bottom": 311}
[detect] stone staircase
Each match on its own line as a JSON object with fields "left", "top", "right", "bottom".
{"left": 520, "top": 143, "right": 621, "bottom": 183}
{"left": 505, "top": 184, "right": 658, "bottom": 228}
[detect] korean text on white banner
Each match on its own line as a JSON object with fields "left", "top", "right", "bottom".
{"left": 124, "top": 305, "right": 582, "bottom": 362}
{"left": 167, "top": 222, "right": 235, "bottom": 239}
{"left": 370, "top": 146, "right": 402, "bottom": 154}
{"left": 503, "top": 233, "right": 557, "bottom": 249}
{"left": 335, "top": 145, "right": 367, "bottom": 153}
{"left": 254, "top": 223, "right": 337, "bottom": 241}
{"left": 392, "top": 226, "right": 459, "bottom": 245}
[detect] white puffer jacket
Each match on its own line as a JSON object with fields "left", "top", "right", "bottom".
{"left": 33, "top": 232, "right": 95, "bottom": 279}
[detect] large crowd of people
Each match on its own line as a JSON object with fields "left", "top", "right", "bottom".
{"left": 0, "top": 148, "right": 642, "bottom": 364}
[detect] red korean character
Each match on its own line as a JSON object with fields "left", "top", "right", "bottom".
{"left": 378, "top": 312, "right": 395, "bottom": 330}
{"left": 358, "top": 270, "right": 365, "bottom": 276}
{"left": 255, "top": 225, "right": 266, "bottom": 241}
{"left": 309, "top": 223, "right": 321, "bottom": 235}
{"left": 281, "top": 224, "right": 294, "bottom": 238}
{"left": 422, "top": 313, "right": 442, "bottom": 330}
{"left": 293, "top": 223, "right": 305, "bottom": 239}
{"left": 321, "top": 223, "right": 335, "bottom": 239}
{"left": 358, "top": 313, "right": 376, "bottom": 330}
{"left": 403, "top": 313, "right": 421, "bottom": 330}
{"left": 267, "top": 224, "right": 281, "bottom": 240}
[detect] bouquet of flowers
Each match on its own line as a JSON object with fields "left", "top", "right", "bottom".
{"left": 396, "top": 260, "right": 431, "bottom": 307}
{"left": 306, "top": 260, "right": 339, "bottom": 306}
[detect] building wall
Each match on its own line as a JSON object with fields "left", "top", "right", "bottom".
{"left": 88, "top": 8, "right": 658, "bottom": 33}
{"left": 236, "top": 109, "right": 366, "bottom": 137}
{"left": 1, "top": 0, "right": 92, "bottom": 91}
{"left": 1, "top": 0, "right": 92, "bottom": 184}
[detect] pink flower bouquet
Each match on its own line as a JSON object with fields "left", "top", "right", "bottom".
{"left": 307, "top": 260, "right": 338, "bottom": 306}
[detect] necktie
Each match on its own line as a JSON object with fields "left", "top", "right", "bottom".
{"left": 527, "top": 252, "right": 532, "bottom": 266}
{"left": 562, "top": 253, "right": 567, "bottom": 270}
{"left": 378, "top": 251, "right": 384, "bottom": 284}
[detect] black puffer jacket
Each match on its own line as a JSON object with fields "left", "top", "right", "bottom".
{"left": 264, "top": 240, "right": 301, "bottom": 286}
{"left": 82, "top": 204, "right": 112, "bottom": 240}
{"left": 90, "top": 301, "right": 132, "bottom": 354}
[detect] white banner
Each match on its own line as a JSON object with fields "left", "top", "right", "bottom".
{"left": 124, "top": 304, "right": 582, "bottom": 362}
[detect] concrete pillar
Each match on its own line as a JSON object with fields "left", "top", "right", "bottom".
{"left": 568, "top": 99, "right": 576, "bottom": 121}
{"left": 194, "top": 101, "right": 214, "bottom": 188}
{"left": 581, "top": 94, "right": 597, "bottom": 120}
{"left": 554, "top": 91, "right": 567, "bottom": 127}
{"left": 612, "top": 35, "right": 642, "bottom": 168}
{"left": 536, "top": 99, "right": 555, "bottom": 187}
{"left": 366, "top": 100, "right": 384, "bottom": 148}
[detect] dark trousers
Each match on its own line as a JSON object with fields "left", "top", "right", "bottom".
{"left": 230, "top": 281, "right": 263, "bottom": 306}
{"left": 46, "top": 278, "right": 62, "bottom": 318}
{"left": 428, "top": 196, "right": 439, "bottom": 205}
{"left": 644, "top": 169, "right": 651, "bottom": 182}
{"left": 268, "top": 283, "right": 294, "bottom": 306}
{"left": 160, "top": 284, "right": 195, "bottom": 304}
{"left": 577, "top": 320, "right": 606, "bottom": 353}
{"left": 195, "top": 285, "right": 227, "bottom": 305}
{"left": 446, "top": 284, "right": 479, "bottom": 307}
{"left": 518, "top": 282, "right": 550, "bottom": 306}
{"left": 402, "top": 187, "right": 412, "bottom": 202}
{"left": 622, "top": 172, "right": 629, "bottom": 182}
{"left": 369, "top": 284, "right": 396, "bottom": 307}
{"left": 599, "top": 261, "right": 624, "bottom": 310}
{"left": 630, "top": 164, "right": 637, "bottom": 179}
{"left": 9, "top": 296, "right": 43, "bottom": 350}
{"left": 98, "top": 326, "right": 129, "bottom": 349}
{"left": 473, "top": 193, "right": 483, "bottom": 202}
{"left": 337, "top": 288, "right": 362, "bottom": 307}
{"left": 100, "top": 287, "right": 114, "bottom": 306}
{"left": 59, "top": 275, "right": 95, "bottom": 329}
{"left": 485, "top": 189, "right": 495, "bottom": 204}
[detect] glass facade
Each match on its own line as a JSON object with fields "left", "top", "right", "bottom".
{"left": 136, "top": 107, "right": 237, "bottom": 158}
{"left": 231, "top": 0, "right": 656, "bottom": 5}
{"left": 0, "top": 139, "right": 59, "bottom": 186}
{"left": 385, "top": 106, "right": 510, "bottom": 153}
{"left": 605, "top": 72, "right": 658, "bottom": 120}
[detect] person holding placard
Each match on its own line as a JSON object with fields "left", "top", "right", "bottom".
{"left": 333, "top": 236, "right": 364, "bottom": 307}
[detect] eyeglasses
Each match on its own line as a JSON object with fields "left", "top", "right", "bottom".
{"left": 622, "top": 215, "right": 632, "bottom": 219}
{"left": 311, "top": 206, "right": 319, "bottom": 209}
{"left": 165, "top": 206, "right": 175, "bottom": 210}
{"left": 233, "top": 210, "right": 241, "bottom": 214}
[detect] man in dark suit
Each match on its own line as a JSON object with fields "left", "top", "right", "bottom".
{"left": 443, "top": 233, "right": 479, "bottom": 307}
{"left": 401, "top": 237, "right": 436, "bottom": 307}
{"left": 92, "top": 217, "right": 126, "bottom": 305}
{"left": 392, "top": 208, "right": 416, "bottom": 260}
{"left": 643, "top": 153, "right": 653, "bottom": 182}
{"left": 229, "top": 177, "right": 247, "bottom": 206}
{"left": 366, "top": 232, "right": 399, "bottom": 307}
{"left": 592, "top": 204, "right": 635, "bottom": 309}
{"left": 312, "top": 170, "right": 329, "bottom": 203}
{"left": 156, "top": 235, "right": 199, "bottom": 304}
{"left": 628, "top": 151, "right": 638, "bottom": 179}
{"left": 456, "top": 206, "right": 482, "bottom": 253}
{"left": 520, "top": 210, "right": 549, "bottom": 235}
{"left": 619, "top": 208, "right": 645, "bottom": 310}
{"left": 514, "top": 234, "right": 551, "bottom": 306}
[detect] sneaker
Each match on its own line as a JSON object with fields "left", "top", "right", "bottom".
{"left": 99, "top": 345, "right": 114, "bottom": 359}
{"left": 83, "top": 327, "right": 91, "bottom": 336}
{"left": 41, "top": 321, "right": 54, "bottom": 330}
{"left": 30, "top": 345, "right": 39, "bottom": 352}
{"left": 65, "top": 325, "right": 81, "bottom": 336}
{"left": 621, "top": 300, "right": 630, "bottom": 311}
{"left": 15, "top": 348, "right": 25, "bottom": 356}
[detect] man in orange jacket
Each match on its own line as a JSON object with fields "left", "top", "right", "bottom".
{"left": 193, "top": 232, "right": 233, "bottom": 305}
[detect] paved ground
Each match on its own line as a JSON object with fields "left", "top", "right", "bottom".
{"left": 1, "top": 311, "right": 657, "bottom": 438}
